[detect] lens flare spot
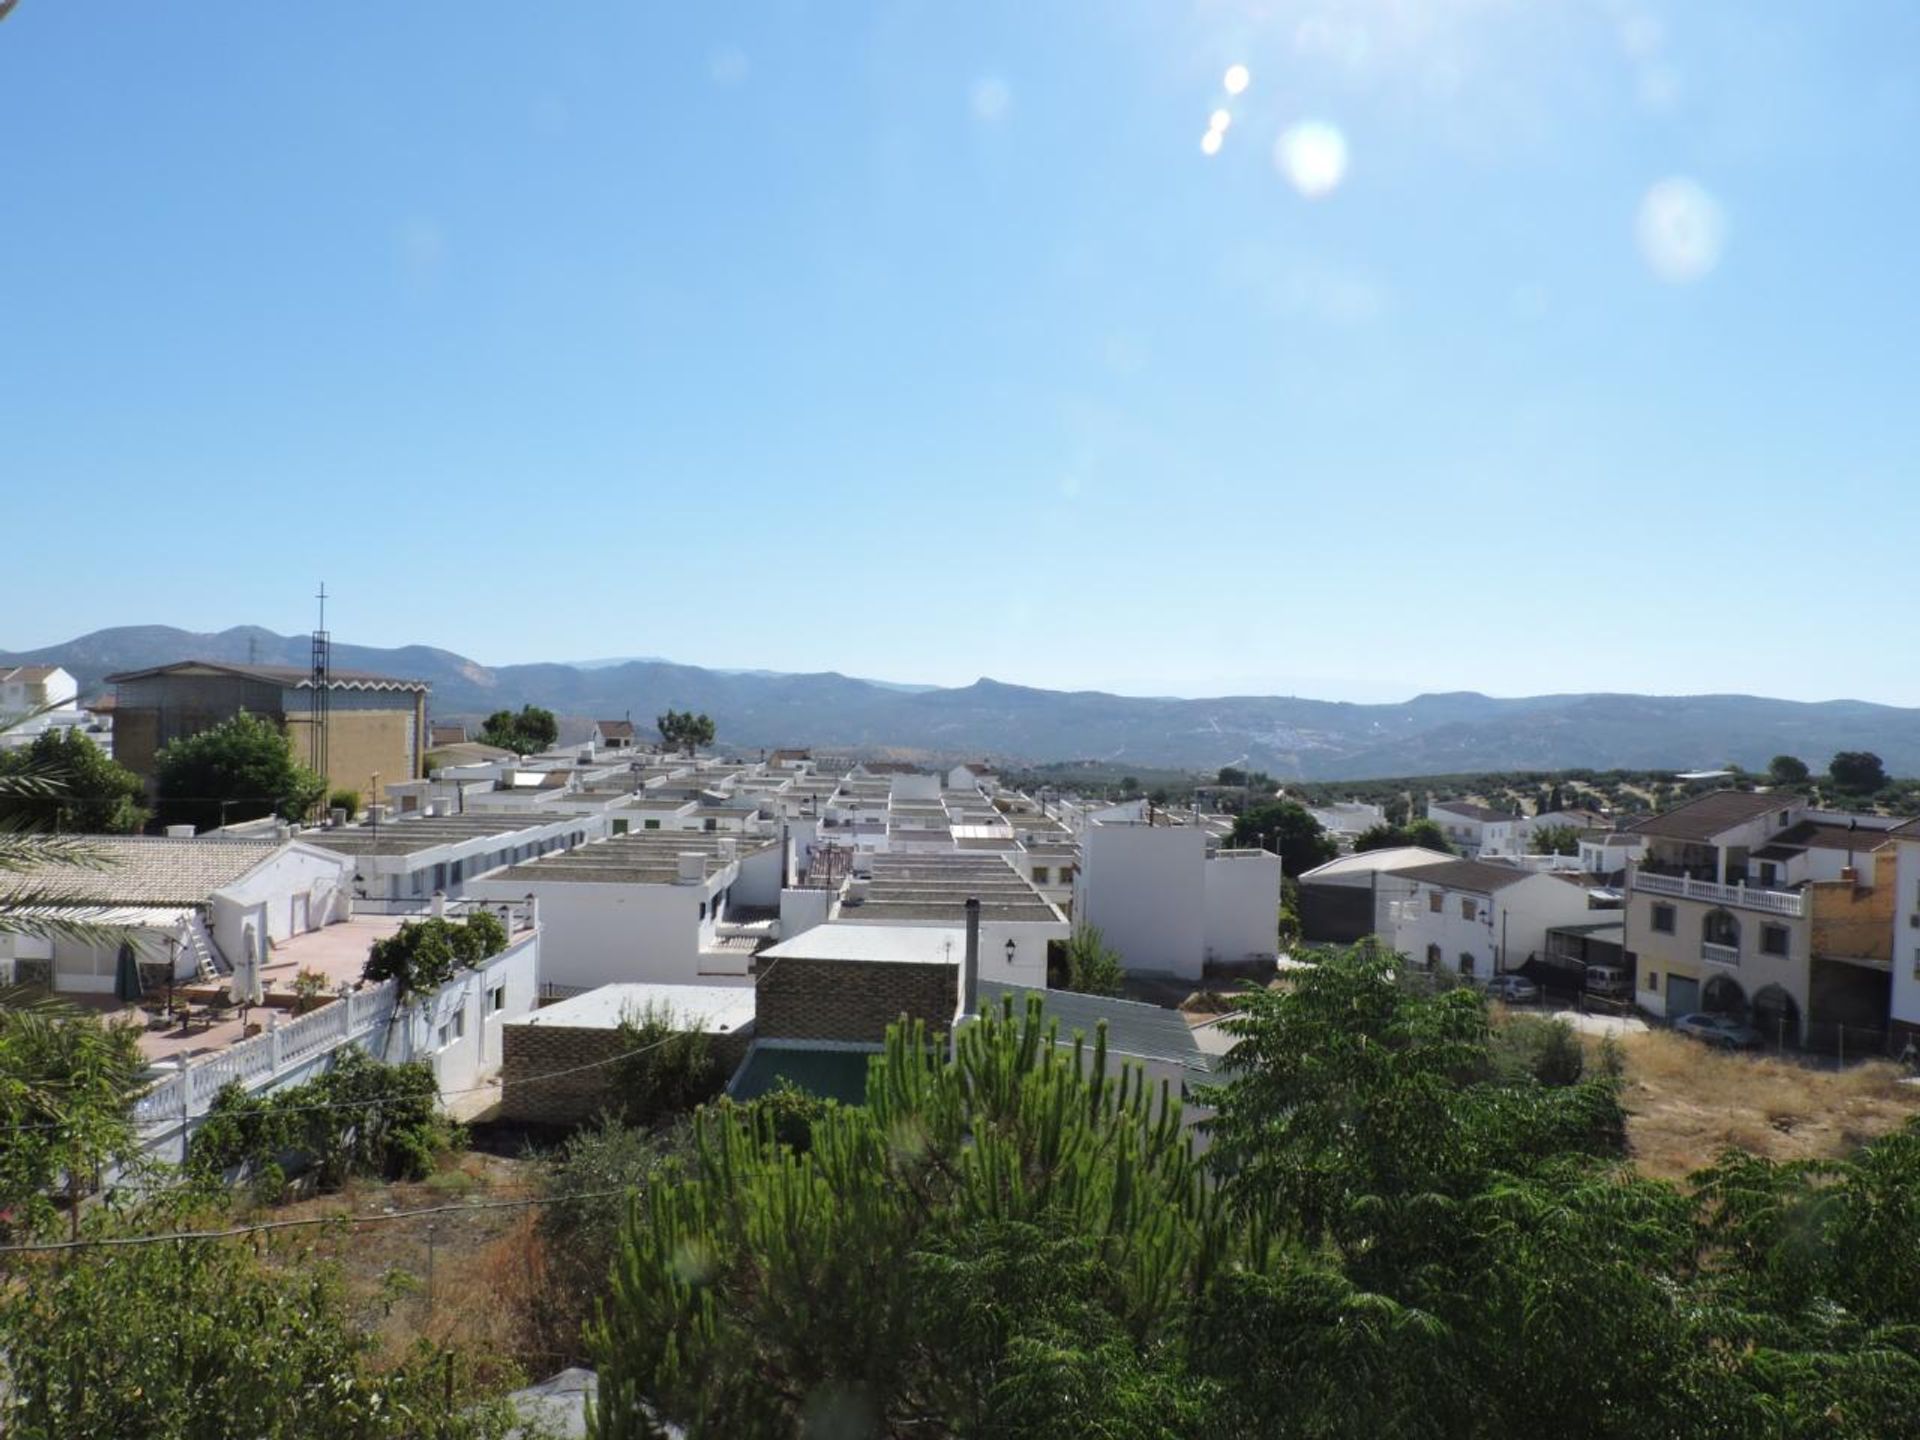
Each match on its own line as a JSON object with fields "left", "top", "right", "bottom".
{"left": 1635, "top": 177, "right": 1726, "bottom": 283}
{"left": 1223, "top": 63, "right": 1250, "bottom": 96}
{"left": 1200, "top": 128, "right": 1225, "bottom": 157}
{"left": 1208, "top": 108, "right": 1232, "bottom": 133}
{"left": 1274, "top": 121, "right": 1348, "bottom": 199}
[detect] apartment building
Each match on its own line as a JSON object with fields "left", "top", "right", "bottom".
{"left": 1623, "top": 791, "right": 1903, "bottom": 1046}
{"left": 305, "top": 810, "right": 604, "bottom": 904}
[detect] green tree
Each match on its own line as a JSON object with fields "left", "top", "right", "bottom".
{"left": 326, "top": 787, "right": 360, "bottom": 818}
{"left": 360, "top": 912, "right": 507, "bottom": 997}
{"left": 1352, "top": 821, "right": 1452, "bottom": 855}
{"left": 152, "top": 710, "right": 326, "bottom": 832}
{"left": 479, "top": 704, "right": 559, "bottom": 755}
{"left": 0, "top": 1000, "right": 147, "bottom": 1238}
{"left": 1829, "top": 751, "right": 1888, "bottom": 793}
{"left": 1769, "top": 754, "right": 1811, "bottom": 785}
{"left": 1217, "top": 766, "right": 1246, "bottom": 787}
{"left": 588, "top": 997, "right": 1242, "bottom": 1438}
{"left": 1228, "top": 800, "right": 1336, "bottom": 877}
{"left": 606, "top": 1002, "right": 724, "bottom": 1129}
{"left": 1530, "top": 823, "right": 1582, "bottom": 856}
{"left": 1058, "top": 923, "right": 1125, "bottom": 997}
{"left": 654, "top": 709, "right": 716, "bottom": 758}
{"left": 0, "top": 731, "right": 147, "bottom": 834}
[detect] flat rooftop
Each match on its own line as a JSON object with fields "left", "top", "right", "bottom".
{"left": 759, "top": 923, "right": 967, "bottom": 966}
{"left": 495, "top": 831, "right": 772, "bottom": 885}
{"left": 511, "top": 982, "right": 754, "bottom": 1034}
{"left": 304, "top": 811, "right": 581, "bottom": 857}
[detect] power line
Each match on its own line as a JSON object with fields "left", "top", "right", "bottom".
{"left": 0, "top": 1188, "right": 635, "bottom": 1256}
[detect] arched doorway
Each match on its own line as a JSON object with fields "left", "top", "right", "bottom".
{"left": 1702, "top": 909, "right": 1741, "bottom": 950}
{"left": 1424, "top": 944, "right": 1441, "bottom": 971}
{"left": 1702, "top": 973, "right": 1749, "bottom": 1020}
{"left": 1750, "top": 985, "right": 1800, "bottom": 1048}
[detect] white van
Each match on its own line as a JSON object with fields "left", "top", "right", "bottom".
{"left": 1584, "top": 964, "right": 1630, "bottom": 998}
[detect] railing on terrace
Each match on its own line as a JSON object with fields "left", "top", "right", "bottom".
{"left": 350, "top": 895, "right": 538, "bottom": 933}
{"left": 1630, "top": 868, "right": 1805, "bottom": 917}
{"left": 1701, "top": 941, "right": 1741, "bottom": 969}
{"left": 130, "top": 929, "right": 535, "bottom": 1139}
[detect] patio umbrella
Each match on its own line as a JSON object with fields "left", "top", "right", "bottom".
{"left": 113, "top": 941, "right": 145, "bottom": 1005}
{"left": 228, "top": 937, "right": 265, "bottom": 1009}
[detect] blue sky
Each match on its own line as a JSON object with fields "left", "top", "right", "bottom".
{"left": 2, "top": 2, "right": 1916, "bottom": 703}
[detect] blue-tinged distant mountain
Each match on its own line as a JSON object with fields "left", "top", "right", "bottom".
{"left": 7, "top": 626, "right": 1920, "bottom": 780}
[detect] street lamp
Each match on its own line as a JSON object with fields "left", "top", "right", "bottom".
{"left": 1004, "top": 938, "right": 1017, "bottom": 970}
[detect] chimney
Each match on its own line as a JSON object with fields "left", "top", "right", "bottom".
{"left": 677, "top": 851, "right": 706, "bottom": 885}
{"left": 962, "top": 897, "right": 981, "bottom": 1018}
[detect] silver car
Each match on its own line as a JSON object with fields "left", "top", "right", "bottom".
{"left": 1672, "top": 1012, "right": 1763, "bottom": 1050}
{"left": 1483, "top": 974, "right": 1541, "bottom": 1005}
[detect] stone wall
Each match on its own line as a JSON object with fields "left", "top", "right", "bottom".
{"left": 756, "top": 957, "right": 958, "bottom": 1044}
{"left": 500, "top": 1020, "right": 752, "bottom": 1126}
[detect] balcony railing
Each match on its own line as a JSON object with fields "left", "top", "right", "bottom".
{"left": 1701, "top": 941, "right": 1741, "bottom": 968}
{"left": 1631, "top": 868, "right": 1805, "bottom": 917}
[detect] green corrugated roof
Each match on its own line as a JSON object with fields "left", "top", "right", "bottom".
{"left": 730, "top": 1046, "right": 876, "bottom": 1106}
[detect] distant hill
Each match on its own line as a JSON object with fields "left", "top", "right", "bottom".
{"left": 8, "top": 624, "right": 1920, "bottom": 781}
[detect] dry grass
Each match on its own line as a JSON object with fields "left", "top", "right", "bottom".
{"left": 256, "top": 1149, "right": 556, "bottom": 1387}
{"left": 1608, "top": 1028, "right": 1920, "bottom": 1182}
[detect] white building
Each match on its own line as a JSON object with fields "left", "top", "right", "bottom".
{"left": 1305, "top": 800, "right": 1388, "bottom": 850}
{"left": 0, "top": 664, "right": 96, "bottom": 751}
{"left": 0, "top": 834, "right": 353, "bottom": 995}
{"left": 467, "top": 830, "right": 785, "bottom": 990}
{"left": 304, "top": 810, "right": 607, "bottom": 905}
{"left": 1426, "top": 801, "right": 1526, "bottom": 858}
{"left": 1299, "top": 846, "right": 1598, "bottom": 978}
{"left": 1073, "top": 820, "right": 1282, "bottom": 981}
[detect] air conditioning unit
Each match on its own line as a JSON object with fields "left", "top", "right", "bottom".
{"left": 1908, "top": 914, "right": 1919, "bottom": 929}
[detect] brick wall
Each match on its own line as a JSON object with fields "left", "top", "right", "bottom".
{"left": 1809, "top": 848, "right": 1898, "bottom": 963}
{"left": 500, "top": 1020, "right": 752, "bottom": 1126}
{"left": 757, "top": 957, "right": 959, "bottom": 1044}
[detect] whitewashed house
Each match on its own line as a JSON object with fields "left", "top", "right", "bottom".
{"left": 1299, "top": 846, "right": 1597, "bottom": 978}
{"left": 1427, "top": 801, "right": 1525, "bottom": 858}
{"left": 1073, "top": 820, "right": 1282, "bottom": 981}
{"left": 0, "top": 834, "right": 353, "bottom": 995}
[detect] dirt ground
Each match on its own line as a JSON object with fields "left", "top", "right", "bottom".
{"left": 1607, "top": 1027, "right": 1920, "bottom": 1182}
{"left": 253, "top": 1147, "right": 554, "bottom": 1387}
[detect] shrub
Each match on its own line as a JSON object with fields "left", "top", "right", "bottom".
{"left": 362, "top": 912, "right": 508, "bottom": 995}
{"left": 1492, "top": 1015, "right": 1587, "bottom": 1087}
{"left": 327, "top": 789, "right": 361, "bottom": 818}
{"left": 606, "top": 1003, "right": 723, "bottom": 1129}
{"left": 189, "top": 1051, "right": 455, "bottom": 1188}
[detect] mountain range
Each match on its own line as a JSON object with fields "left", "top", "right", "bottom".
{"left": 7, "top": 625, "right": 1920, "bottom": 781}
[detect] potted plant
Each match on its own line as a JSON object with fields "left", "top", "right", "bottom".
{"left": 291, "top": 967, "right": 330, "bottom": 1016}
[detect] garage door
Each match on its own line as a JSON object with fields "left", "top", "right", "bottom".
{"left": 1666, "top": 974, "right": 1699, "bottom": 1016}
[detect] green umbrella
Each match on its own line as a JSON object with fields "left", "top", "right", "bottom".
{"left": 114, "top": 941, "right": 145, "bottom": 1004}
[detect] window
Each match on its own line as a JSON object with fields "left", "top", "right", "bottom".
{"left": 489, "top": 984, "right": 507, "bottom": 1012}
{"left": 1032, "top": 866, "right": 1050, "bottom": 884}
{"left": 1651, "top": 903, "right": 1676, "bottom": 935}
{"left": 1760, "top": 924, "right": 1790, "bottom": 958}
{"left": 698, "top": 900, "right": 708, "bottom": 920}
{"left": 1428, "top": 891, "right": 1444, "bottom": 914}
{"left": 1460, "top": 897, "right": 1477, "bottom": 922}
{"left": 612, "top": 819, "right": 629, "bottom": 836}
{"left": 1459, "top": 953, "right": 1476, "bottom": 975}
{"left": 1425, "top": 943, "right": 1441, "bottom": 970}
{"left": 644, "top": 819, "right": 661, "bottom": 830}
{"left": 436, "top": 1011, "right": 465, "bottom": 1049}
{"left": 1912, "top": 946, "right": 1920, "bottom": 979}
{"left": 1058, "top": 865, "right": 1075, "bottom": 884}
{"left": 1644, "top": 971, "right": 1660, "bottom": 992}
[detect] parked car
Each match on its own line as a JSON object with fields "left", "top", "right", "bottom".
{"left": 1483, "top": 974, "right": 1541, "bottom": 1005}
{"left": 1583, "top": 964, "right": 1631, "bottom": 998}
{"left": 1673, "top": 1012, "right": 1763, "bottom": 1050}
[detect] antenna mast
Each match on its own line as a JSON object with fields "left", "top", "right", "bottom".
{"left": 310, "top": 583, "right": 331, "bottom": 786}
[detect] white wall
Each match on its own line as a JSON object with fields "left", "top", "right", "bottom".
{"left": 1494, "top": 873, "right": 1602, "bottom": 970}
{"left": 211, "top": 844, "right": 353, "bottom": 966}
{"left": 412, "top": 932, "right": 542, "bottom": 1092}
{"left": 1077, "top": 824, "right": 1208, "bottom": 980}
{"left": 1892, "top": 843, "right": 1920, "bottom": 1030}
{"left": 468, "top": 868, "right": 748, "bottom": 990}
{"left": 1203, "top": 852, "right": 1281, "bottom": 964}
